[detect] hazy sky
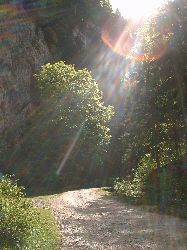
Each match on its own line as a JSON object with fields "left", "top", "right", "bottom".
{"left": 110, "top": 0, "right": 168, "bottom": 19}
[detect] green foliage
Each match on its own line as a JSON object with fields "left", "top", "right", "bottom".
{"left": 114, "top": 155, "right": 156, "bottom": 198}
{"left": 112, "top": 1, "right": 187, "bottom": 216}
{"left": 35, "top": 62, "right": 114, "bottom": 136}
{"left": 145, "top": 168, "right": 180, "bottom": 206}
{"left": 1, "top": 61, "right": 114, "bottom": 194}
{"left": 111, "top": 3, "right": 187, "bottom": 221}
{"left": 0, "top": 176, "right": 59, "bottom": 249}
{"left": 35, "top": 61, "right": 114, "bottom": 169}
{"left": 0, "top": 176, "right": 31, "bottom": 248}
{"left": 23, "top": 208, "right": 59, "bottom": 250}
{"left": 55, "top": 0, "right": 112, "bottom": 23}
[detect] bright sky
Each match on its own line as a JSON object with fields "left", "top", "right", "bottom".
{"left": 110, "top": 0, "right": 168, "bottom": 19}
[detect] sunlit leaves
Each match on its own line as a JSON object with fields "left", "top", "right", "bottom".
{"left": 0, "top": 176, "right": 59, "bottom": 249}
{"left": 35, "top": 61, "right": 114, "bottom": 173}
{"left": 135, "top": 14, "right": 173, "bottom": 61}
{"left": 113, "top": 1, "right": 187, "bottom": 205}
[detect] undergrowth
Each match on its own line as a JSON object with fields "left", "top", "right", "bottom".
{"left": 0, "top": 176, "right": 59, "bottom": 249}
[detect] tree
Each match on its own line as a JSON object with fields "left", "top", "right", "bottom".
{"left": 35, "top": 61, "right": 114, "bottom": 183}
{"left": 113, "top": 1, "right": 187, "bottom": 208}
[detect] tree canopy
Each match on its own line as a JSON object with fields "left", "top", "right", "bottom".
{"left": 32, "top": 61, "right": 114, "bottom": 188}
{"left": 112, "top": 0, "right": 187, "bottom": 211}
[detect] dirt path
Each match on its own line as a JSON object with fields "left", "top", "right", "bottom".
{"left": 34, "top": 188, "right": 187, "bottom": 250}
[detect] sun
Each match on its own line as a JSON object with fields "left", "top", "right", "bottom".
{"left": 110, "top": 0, "right": 167, "bottom": 20}
{"left": 102, "top": 0, "right": 173, "bottom": 61}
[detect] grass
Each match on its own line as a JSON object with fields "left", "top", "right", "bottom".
{"left": 24, "top": 207, "right": 60, "bottom": 250}
{"left": 0, "top": 206, "right": 60, "bottom": 250}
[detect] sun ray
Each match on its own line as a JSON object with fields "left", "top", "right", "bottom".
{"left": 102, "top": 1, "right": 174, "bottom": 62}
{"left": 56, "top": 123, "right": 85, "bottom": 176}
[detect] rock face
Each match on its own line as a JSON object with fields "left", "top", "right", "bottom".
{"left": 0, "top": 1, "right": 111, "bottom": 151}
{"left": 0, "top": 3, "right": 99, "bottom": 139}
{"left": 0, "top": 3, "right": 50, "bottom": 136}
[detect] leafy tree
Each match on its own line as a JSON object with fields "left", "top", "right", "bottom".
{"left": 35, "top": 61, "right": 114, "bottom": 183}
{"left": 113, "top": 0, "right": 187, "bottom": 211}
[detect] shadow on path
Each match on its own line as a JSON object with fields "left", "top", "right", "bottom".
{"left": 34, "top": 188, "right": 187, "bottom": 250}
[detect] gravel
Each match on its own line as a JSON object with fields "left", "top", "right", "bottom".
{"left": 34, "top": 188, "right": 187, "bottom": 250}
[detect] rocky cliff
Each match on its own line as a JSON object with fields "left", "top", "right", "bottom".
{"left": 0, "top": 3, "right": 50, "bottom": 139}
{"left": 0, "top": 1, "right": 116, "bottom": 154}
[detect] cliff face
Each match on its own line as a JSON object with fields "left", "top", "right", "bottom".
{"left": 0, "top": 1, "right": 113, "bottom": 152}
{"left": 0, "top": 3, "right": 101, "bottom": 139}
{"left": 0, "top": 4, "right": 50, "bottom": 137}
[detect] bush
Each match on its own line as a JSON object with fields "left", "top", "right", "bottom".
{"left": 114, "top": 157, "right": 187, "bottom": 217}
{"left": 0, "top": 176, "right": 59, "bottom": 249}
{"left": 114, "top": 154, "right": 156, "bottom": 199}
{"left": 145, "top": 166, "right": 187, "bottom": 210}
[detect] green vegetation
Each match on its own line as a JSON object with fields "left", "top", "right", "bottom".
{"left": 0, "top": 0, "right": 186, "bottom": 221}
{"left": 35, "top": 61, "right": 114, "bottom": 183}
{"left": 1, "top": 61, "right": 114, "bottom": 195}
{"left": 112, "top": 0, "right": 187, "bottom": 217}
{"left": 0, "top": 176, "right": 59, "bottom": 249}
{"left": 35, "top": 61, "right": 114, "bottom": 148}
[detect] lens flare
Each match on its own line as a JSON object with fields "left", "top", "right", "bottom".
{"left": 102, "top": 5, "right": 174, "bottom": 62}
{"left": 102, "top": 17, "right": 138, "bottom": 59}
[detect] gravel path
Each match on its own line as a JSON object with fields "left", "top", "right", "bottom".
{"left": 34, "top": 188, "right": 187, "bottom": 250}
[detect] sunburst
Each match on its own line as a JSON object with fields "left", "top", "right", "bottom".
{"left": 110, "top": 0, "right": 168, "bottom": 20}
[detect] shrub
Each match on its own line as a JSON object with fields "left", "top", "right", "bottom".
{"left": 145, "top": 166, "right": 187, "bottom": 210}
{"left": 114, "top": 154, "right": 156, "bottom": 199}
{"left": 0, "top": 176, "right": 59, "bottom": 249}
{"left": 114, "top": 155, "right": 187, "bottom": 217}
